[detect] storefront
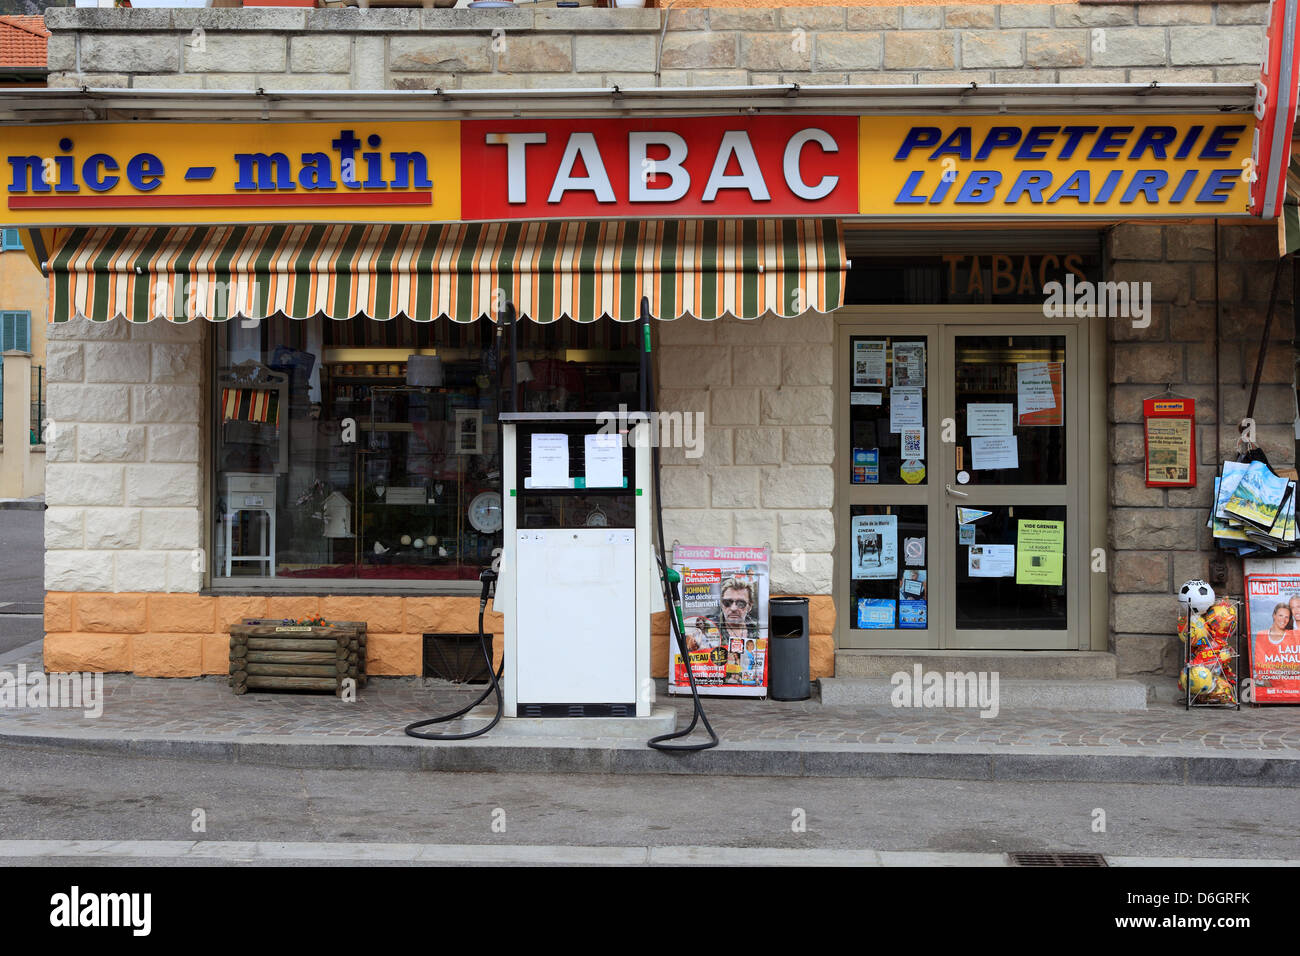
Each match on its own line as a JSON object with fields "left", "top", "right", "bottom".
{"left": 3, "top": 83, "right": 1272, "bottom": 684}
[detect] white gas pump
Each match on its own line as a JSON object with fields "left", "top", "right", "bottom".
{"left": 495, "top": 412, "right": 657, "bottom": 718}
{"left": 404, "top": 301, "right": 710, "bottom": 747}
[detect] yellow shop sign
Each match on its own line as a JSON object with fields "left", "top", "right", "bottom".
{"left": 4, "top": 121, "right": 461, "bottom": 226}
{"left": 858, "top": 114, "right": 1255, "bottom": 218}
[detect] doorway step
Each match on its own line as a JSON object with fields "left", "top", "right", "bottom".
{"left": 823, "top": 651, "right": 1147, "bottom": 712}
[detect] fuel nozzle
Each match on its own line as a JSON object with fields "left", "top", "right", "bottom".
{"left": 478, "top": 566, "right": 499, "bottom": 609}
{"left": 663, "top": 565, "right": 684, "bottom": 635}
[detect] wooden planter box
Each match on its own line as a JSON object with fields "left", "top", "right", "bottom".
{"left": 229, "top": 619, "right": 367, "bottom": 697}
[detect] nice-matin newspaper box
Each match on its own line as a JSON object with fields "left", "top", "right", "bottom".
{"left": 497, "top": 412, "right": 655, "bottom": 718}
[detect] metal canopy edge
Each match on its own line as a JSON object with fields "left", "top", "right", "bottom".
{"left": 0, "top": 82, "right": 1256, "bottom": 125}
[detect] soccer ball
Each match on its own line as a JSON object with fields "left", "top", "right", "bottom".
{"left": 1178, "top": 579, "right": 1216, "bottom": 616}
{"left": 1179, "top": 665, "right": 1216, "bottom": 696}
{"left": 1180, "top": 614, "right": 1210, "bottom": 647}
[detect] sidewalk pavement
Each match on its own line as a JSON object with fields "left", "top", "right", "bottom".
{"left": 1, "top": 640, "right": 1297, "bottom": 786}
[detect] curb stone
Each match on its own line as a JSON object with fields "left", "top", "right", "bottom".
{"left": 3, "top": 727, "right": 1298, "bottom": 787}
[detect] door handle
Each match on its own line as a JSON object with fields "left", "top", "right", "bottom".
{"left": 945, "top": 482, "right": 969, "bottom": 498}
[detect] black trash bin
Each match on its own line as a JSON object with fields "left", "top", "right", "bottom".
{"left": 769, "top": 596, "right": 810, "bottom": 701}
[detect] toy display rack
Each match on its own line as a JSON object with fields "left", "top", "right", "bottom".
{"left": 1184, "top": 600, "right": 1241, "bottom": 711}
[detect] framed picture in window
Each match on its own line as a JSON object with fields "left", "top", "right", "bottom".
{"left": 455, "top": 408, "right": 483, "bottom": 455}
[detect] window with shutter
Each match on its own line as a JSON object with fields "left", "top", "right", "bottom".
{"left": 0, "top": 310, "right": 31, "bottom": 420}
{"left": 1, "top": 311, "right": 31, "bottom": 353}
{"left": 0, "top": 229, "right": 21, "bottom": 251}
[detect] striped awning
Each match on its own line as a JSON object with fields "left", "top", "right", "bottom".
{"left": 48, "top": 220, "right": 845, "bottom": 324}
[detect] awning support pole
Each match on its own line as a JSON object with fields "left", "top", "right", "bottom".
{"left": 1244, "top": 256, "right": 1288, "bottom": 428}
{"left": 502, "top": 300, "right": 518, "bottom": 414}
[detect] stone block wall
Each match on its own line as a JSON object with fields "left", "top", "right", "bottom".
{"left": 43, "top": 4, "right": 1266, "bottom": 92}
{"left": 657, "top": 312, "right": 834, "bottom": 596}
{"left": 1107, "top": 221, "right": 1293, "bottom": 684}
{"left": 41, "top": 592, "right": 504, "bottom": 676}
{"left": 656, "top": 311, "right": 838, "bottom": 676}
{"left": 43, "top": 318, "right": 205, "bottom": 596}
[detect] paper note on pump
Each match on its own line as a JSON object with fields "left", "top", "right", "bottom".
{"left": 584, "top": 433, "right": 624, "bottom": 488}
{"left": 529, "top": 433, "right": 570, "bottom": 488}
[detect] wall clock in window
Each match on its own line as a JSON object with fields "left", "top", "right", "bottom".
{"left": 468, "top": 491, "right": 502, "bottom": 533}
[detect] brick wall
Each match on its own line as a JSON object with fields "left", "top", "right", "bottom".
{"left": 43, "top": 4, "right": 1266, "bottom": 92}
{"left": 1107, "top": 222, "right": 1293, "bottom": 683}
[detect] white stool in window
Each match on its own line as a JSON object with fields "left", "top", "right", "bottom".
{"left": 223, "top": 472, "right": 277, "bottom": 577}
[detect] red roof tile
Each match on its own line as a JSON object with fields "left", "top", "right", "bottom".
{"left": 0, "top": 15, "right": 49, "bottom": 70}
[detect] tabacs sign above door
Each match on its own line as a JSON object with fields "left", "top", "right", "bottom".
{"left": 3, "top": 112, "right": 1256, "bottom": 227}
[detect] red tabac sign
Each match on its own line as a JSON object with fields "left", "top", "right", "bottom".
{"left": 1249, "top": 0, "right": 1300, "bottom": 218}
{"left": 460, "top": 116, "right": 859, "bottom": 221}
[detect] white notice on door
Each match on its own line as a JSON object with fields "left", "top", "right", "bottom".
{"left": 970, "top": 435, "right": 1019, "bottom": 470}
{"left": 529, "top": 433, "right": 570, "bottom": 488}
{"left": 967, "top": 403, "right": 1013, "bottom": 437}
{"left": 968, "top": 544, "right": 1015, "bottom": 577}
{"left": 889, "top": 387, "right": 923, "bottom": 433}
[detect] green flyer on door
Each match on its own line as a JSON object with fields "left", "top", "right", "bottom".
{"left": 1016, "top": 519, "right": 1064, "bottom": 586}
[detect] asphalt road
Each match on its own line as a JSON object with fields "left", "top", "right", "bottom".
{"left": 0, "top": 745, "right": 1295, "bottom": 864}
{"left": 0, "top": 509, "right": 43, "bottom": 654}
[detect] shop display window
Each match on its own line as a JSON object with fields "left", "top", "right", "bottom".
{"left": 213, "top": 316, "right": 640, "bottom": 587}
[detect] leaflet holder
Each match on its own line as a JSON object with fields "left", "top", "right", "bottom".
{"left": 497, "top": 412, "right": 656, "bottom": 718}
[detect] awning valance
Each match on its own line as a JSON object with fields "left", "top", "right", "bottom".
{"left": 49, "top": 219, "right": 845, "bottom": 324}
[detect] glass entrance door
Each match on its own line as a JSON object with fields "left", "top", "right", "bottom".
{"left": 837, "top": 317, "right": 1086, "bottom": 651}
{"left": 939, "top": 329, "right": 1079, "bottom": 650}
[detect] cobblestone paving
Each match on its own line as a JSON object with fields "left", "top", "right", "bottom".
{"left": 0, "top": 643, "right": 1296, "bottom": 754}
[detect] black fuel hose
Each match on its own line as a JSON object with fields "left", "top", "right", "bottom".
{"left": 404, "top": 568, "right": 503, "bottom": 741}
{"left": 642, "top": 300, "right": 719, "bottom": 752}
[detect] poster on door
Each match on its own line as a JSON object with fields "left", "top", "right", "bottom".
{"left": 668, "top": 545, "right": 770, "bottom": 698}
{"left": 851, "top": 515, "right": 898, "bottom": 580}
{"left": 1016, "top": 361, "right": 1064, "bottom": 426}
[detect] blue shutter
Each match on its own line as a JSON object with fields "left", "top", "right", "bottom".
{"left": 0, "top": 229, "right": 20, "bottom": 251}
{"left": 0, "top": 311, "right": 31, "bottom": 353}
{"left": 0, "top": 311, "right": 32, "bottom": 420}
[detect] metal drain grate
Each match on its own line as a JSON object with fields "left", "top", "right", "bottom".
{"left": 1009, "top": 852, "right": 1108, "bottom": 867}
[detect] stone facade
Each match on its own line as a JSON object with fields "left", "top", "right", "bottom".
{"left": 43, "top": 318, "right": 204, "bottom": 596}
{"left": 33, "top": 5, "right": 1290, "bottom": 689}
{"left": 657, "top": 312, "right": 835, "bottom": 598}
{"left": 43, "top": 4, "right": 1266, "bottom": 92}
{"left": 1107, "top": 222, "right": 1293, "bottom": 683}
{"left": 41, "top": 589, "right": 837, "bottom": 680}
